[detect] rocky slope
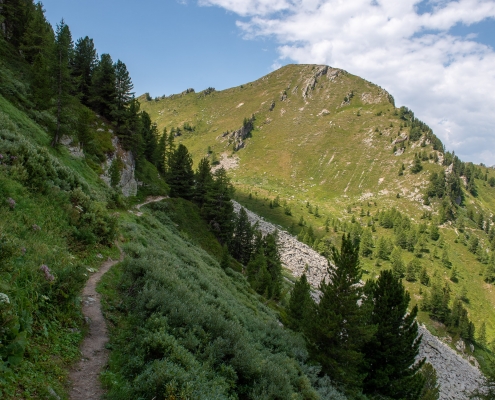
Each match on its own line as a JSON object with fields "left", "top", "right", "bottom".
{"left": 232, "top": 200, "right": 485, "bottom": 399}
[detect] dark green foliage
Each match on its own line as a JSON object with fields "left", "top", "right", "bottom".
{"left": 419, "top": 363, "right": 440, "bottom": 400}
{"left": 72, "top": 36, "right": 97, "bottom": 105}
{"left": 102, "top": 211, "right": 334, "bottom": 399}
{"left": 229, "top": 207, "right": 254, "bottom": 265}
{"left": 112, "top": 59, "right": 134, "bottom": 128}
{"left": 307, "top": 234, "right": 375, "bottom": 392}
{"left": 411, "top": 155, "right": 422, "bottom": 174}
{"left": 363, "top": 270, "right": 424, "bottom": 399}
{"left": 419, "top": 266, "right": 430, "bottom": 286}
{"left": 287, "top": 274, "right": 313, "bottom": 332}
{"left": 202, "top": 167, "right": 234, "bottom": 245}
{"left": 489, "top": 177, "right": 495, "bottom": 187}
{"left": 52, "top": 19, "right": 74, "bottom": 146}
{"left": 89, "top": 53, "right": 116, "bottom": 119}
{"left": 167, "top": 144, "right": 195, "bottom": 200}
{"left": 194, "top": 157, "right": 213, "bottom": 206}
{"left": 360, "top": 228, "right": 373, "bottom": 257}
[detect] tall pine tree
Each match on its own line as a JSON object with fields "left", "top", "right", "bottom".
{"left": 287, "top": 273, "right": 313, "bottom": 332}
{"left": 72, "top": 35, "right": 97, "bottom": 105}
{"left": 363, "top": 269, "right": 424, "bottom": 399}
{"left": 167, "top": 143, "right": 194, "bottom": 200}
{"left": 52, "top": 19, "right": 73, "bottom": 147}
{"left": 307, "top": 234, "right": 375, "bottom": 393}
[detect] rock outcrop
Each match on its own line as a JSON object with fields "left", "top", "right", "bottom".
{"left": 232, "top": 201, "right": 330, "bottom": 287}
{"left": 100, "top": 136, "right": 138, "bottom": 197}
{"left": 221, "top": 115, "right": 255, "bottom": 151}
{"left": 232, "top": 201, "right": 485, "bottom": 399}
{"left": 417, "top": 326, "right": 484, "bottom": 399}
{"left": 60, "top": 135, "right": 84, "bottom": 158}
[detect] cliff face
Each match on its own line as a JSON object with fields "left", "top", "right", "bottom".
{"left": 100, "top": 136, "right": 138, "bottom": 197}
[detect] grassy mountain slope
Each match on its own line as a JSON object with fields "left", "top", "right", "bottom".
{"left": 141, "top": 64, "right": 495, "bottom": 349}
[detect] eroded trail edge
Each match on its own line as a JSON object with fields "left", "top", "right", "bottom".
{"left": 69, "top": 196, "right": 166, "bottom": 400}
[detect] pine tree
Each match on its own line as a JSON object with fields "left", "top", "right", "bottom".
{"left": 307, "top": 234, "right": 375, "bottom": 392}
{"left": 202, "top": 167, "right": 234, "bottom": 245}
{"left": 229, "top": 207, "right": 254, "bottom": 265}
{"left": 287, "top": 273, "right": 313, "bottom": 332}
{"left": 364, "top": 269, "right": 424, "bottom": 399}
{"left": 72, "top": 36, "right": 97, "bottom": 105}
{"left": 405, "top": 259, "right": 417, "bottom": 282}
{"left": 19, "top": 2, "right": 52, "bottom": 64}
{"left": 90, "top": 53, "right": 116, "bottom": 119}
{"left": 52, "top": 19, "right": 74, "bottom": 147}
{"left": 419, "top": 363, "right": 440, "bottom": 400}
{"left": 0, "top": 0, "right": 33, "bottom": 48}
{"left": 194, "top": 157, "right": 213, "bottom": 206}
{"left": 419, "top": 266, "right": 430, "bottom": 286}
{"left": 360, "top": 228, "right": 373, "bottom": 257}
{"left": 390, "top": 247, "right": 405, "bottom": 278}
{"left": 167, "top": 143, "right": 194, "bottom": 200}
{"left": 263, "top": 232, "right": 282, "bottom": 299}
{"left": 112, "top": 59, "right": 134, "bottom": 128}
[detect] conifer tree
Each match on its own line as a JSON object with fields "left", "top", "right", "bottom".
{"left": 287, "top": 273, "right": 313, "bottom": 332}
{"left": 360, "top": 228, "right": 373, "bottom": 257}
{"left": 167, "top": 143, "right": 194, "bottom": 200}
{"left": 263, "top": 232, "right": 282, "bottom": 299}
{"left": 113, "top": 59, "right": 134, "bottom": 127}
{"left": 390, "top": 247, "right": 405, "bottom": 278}
{"left": 19, "top": 2, "right": 52, "bottom": 64}
{"left": 202, "top": 167, "right": 234, "bottom": 245}
{"left": 419, "top": 363, "right": 440, "bottom": 400}
{"left": 52, "top": 19, "right": 73, "bottom": 147}
{"left": 229, "top": 207, "right": 254, "bottom": 265}
{"left": 307, "top": 234, "right": 375, "bottom": 392}
{"left": 72, "top": 36, "right": 97, "bottom": 105}
{"left": 194, "top": 157, "right": 213, "bottom": 206}
{"left": 90, "top": 53, "right": 116, "bottom": 119}
{"left": 363, "top": 269, "right": 424, "bottom": 398}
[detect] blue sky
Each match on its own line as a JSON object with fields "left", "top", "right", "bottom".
{"left": 42, "top": 0, "right": 285, "bottom": 97}
{"left": 42, "top": 0, "right": 495, "bottom": 165}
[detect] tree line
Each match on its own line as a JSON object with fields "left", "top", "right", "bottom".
{"left": 0, "top": 0, "right": 160, "bottom": 170}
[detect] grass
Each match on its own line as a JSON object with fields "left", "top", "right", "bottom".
{"left": 141, "top": 64, "right": 495, "bottom": 354}
{"left": 98, "top": 201, "right": 346, "bottom": 399}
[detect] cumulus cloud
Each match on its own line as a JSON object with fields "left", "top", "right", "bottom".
{"left": 200, "top": 0, "right": 495, "bottom": 165}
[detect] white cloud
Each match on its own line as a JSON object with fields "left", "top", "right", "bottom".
{"left": 200, "top": 0, "right": 495, "bottom": 165}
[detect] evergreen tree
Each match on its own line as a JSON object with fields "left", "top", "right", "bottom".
{"left": 119, "top": 97, "right": 142, "bottom": 153}
{"left": 202, "top": 167, "right": 234, "bottom": 245}
{"left": 229, "top": 207, "right": 254, "bottom": 265}
{"left": 167, "top": 143, "right": 194, "bottom": 200}
{"left": 90, "top": 53, "right": 116, "bottom": 119}
{"left": 156, "top": 129, "right": 167, "bottom": 174}
{"left": 390, "top": 247, "right": 405, "bottom": 278}
{"left": 72, "top": 36, "right": 97, "bottom": 105}
{"left": 360, "top": 228, "right": 374, "bottom": 257}
{"left": 112, "top": 59, "right": 134, "bottom": 127}
{"left": 376, "top": 236, "right": 390, "bottom": 260}
{"left": 0, "top": 0, "right": 33, "bottom": 48}
{"left": 307, "top": 234, "right": 375, "bottom": 392}
{"left": 419, "top": 363, "right": 440, "bottom": 400}
{"left": 364, "top": 269, "right": 424, "bottom": 399}
{"left": 194, "top": 157, "right": 213, "bottom": 206}
{"left": 405, "top": 259, "right": 417, "bottom": 282}
{"left": 419, "top": 266, "right": 430, "bottom": 286}
{"left": 262, "top": 232, "right": 283, "bottom": 299}
{"left": 52, "top": 19, "right": 74, "bottom": 147}
{"left": 140, "top": 111, "right": 158, "bottom": 163}
{"left": 287, "top": 273, "right": 313, "bottom": 332}
{"left": 19, "top": 2, "right": 52, "bottom": 64}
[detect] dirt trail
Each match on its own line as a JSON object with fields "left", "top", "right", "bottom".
{"left": 69, "top": 196, "right": 166, "bottom": 400}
